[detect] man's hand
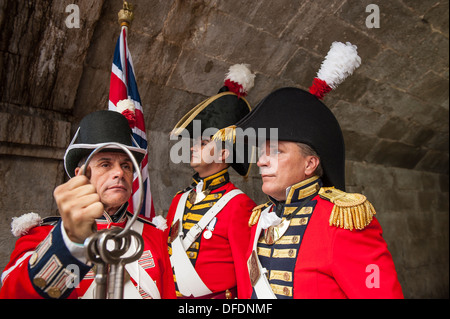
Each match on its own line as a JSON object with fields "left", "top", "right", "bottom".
{"left": 53, "top": 166, "right": 104, "bottom": 243}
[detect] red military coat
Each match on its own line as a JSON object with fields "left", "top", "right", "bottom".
{"left": 243, "top": 177, "right": 403, "bottom": 299}
{"left": 0, "top": 207, "right": 176, "bottom": 299}
{"left": 165, "top": 169, "right": 255, "bottom": 298}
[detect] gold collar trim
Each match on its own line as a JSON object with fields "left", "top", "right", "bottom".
{"left": 285, "top": 176, "right": 321, "bottom": 205}
{"left": 192, "top": 168, "right": 229, "bottom": 191}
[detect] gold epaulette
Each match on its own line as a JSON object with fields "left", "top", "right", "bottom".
{"left": 319, "top": 187, "right": 376, "bottom": 231}
{"left": 248, "top": 202, "right": 270, "bottom": 227}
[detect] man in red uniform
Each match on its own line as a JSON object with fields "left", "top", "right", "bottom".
{"left": 233, "top": 42, "right": 403, "bottom": 299}
{"left": 0, "top": 110, "right": 176, "bottom": 299}
{"left": 165, "top": 64, "right": 256, "bottom": 299}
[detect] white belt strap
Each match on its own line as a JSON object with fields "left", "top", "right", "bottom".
{"left": 250, "top": 206, "right": 277, "bottom": 299}
{"left": 183, "top": 189, "right": 243, "bottom": 249}
{"left": 170, "top": 189, "right": 243, "bottom": 297}
{"left": 125, "top": 219, "right": 161, "bottom": 299}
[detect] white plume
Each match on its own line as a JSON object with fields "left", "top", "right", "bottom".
{"left": 225, "top": 63, "right": 256, "bottom": 94}
{"left": 116, "top": 99, "right": 135, "bottom": 113}
{"left": 152, "top": 215, "right": 168, "bottom": 232}
{"left": 11, "top": 212, "right": 42, "bottom": 237}
{"left": 316, "top": 42, "right": 361, "bottom": 89}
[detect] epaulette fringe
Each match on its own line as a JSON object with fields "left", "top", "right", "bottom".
{"left": 319, "top": 187, "right": 376, "bottom": 231}
{"left": 248, "top": 202, "right": 270, "bottom": 227}
{"left": 212, "top": 125, "right": 237, "bottom": 143}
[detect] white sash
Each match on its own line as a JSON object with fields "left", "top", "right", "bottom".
{"left": 250, "top": 205, "right": 277, "bottom": 299}
{"left": 170, "top": 189, "right": 243, "bottom": 297}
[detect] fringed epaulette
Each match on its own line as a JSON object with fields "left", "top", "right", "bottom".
{"left": 248, "top": 202, "right": 270, "bottom": 227}
{"left": 212, "top": 125, "right": 237, "bottom": 143}
{"left": 319, "top": 187, "right": 376, "bottom": 231}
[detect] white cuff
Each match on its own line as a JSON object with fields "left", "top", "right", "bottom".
{"left": 60, "top": 221, "right": 88, "bottom": 264}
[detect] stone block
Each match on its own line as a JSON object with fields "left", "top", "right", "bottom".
{"left": 0, "top": 112, "right": 70, "bottom": 148}
{"left": 332, "top": 100, "right": 389, "bottom": 136}
{"left": 424, "top": 131, "right": 449, "bottom": 152}
{"left": 346, "top": 160, "right": 395, "bottom": 189}
{"left": 167, "top": 49, "right": 230, "bottom": 96}
{"left": 377, "top": 116, "right": 409, "bottom": 141}
{"left": 248, "top": 0, "right": 305, "bottom": 37}
{"left": 392, "top": 167, "right": 426, "bottom": 191}
{"left": 409, "top": 28, "right": 449, "bottom": 73}
{"left": 295, "top": 14, "right": 381, "bottom": 62}
{"left": 161, "top": 0, "right": 212, "bottom": 45}
{"left": 400, "top": 122, "right": 435, "bottom": 147}
{"left": 367, "top": 139, "right": 427, "bottom": 169}
{"left": 280, "top": 48, "right": 323, "bottom": 89}
{"left": 415, "top": 150, "right": 449, "bottom": 174}
{"left": 423, "top": 1, "right": 449, "bottom": 36}
{"left": 339, "top": 0, "right": 431, "bottom": 57}
{"left": 72, "top": 66, "right": 111, "bottom": 122}
{"left": 0, "top": 155, "right": 65, "bottom": 272}
{"left": 281, "top": 0, "right": 344, "bottom": 44}
{"left": 341, "top": 130, "right": 379, "bottom": 162}
{"left": 409, "top": 71, "right": 449, "bottom": 108}
{"left": 142, "top": 80, "right": 209, "bottom": 133}
{"left": 359, "top": 49, "right": 421, "bottom": 91}
{"left": 359, "top": 81, "right": 427, "bottom": 123}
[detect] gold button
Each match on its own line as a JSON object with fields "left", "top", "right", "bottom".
{"left": 189, "top": 252, "right": 195, "bottom": 258}
{"left": 284, "top": 272, "right": 290, "bottom": 281}
{"left": 33, "top": 277, "right": 46, "bottom": 288}
{"left": 288, "top": 249, "right": 295, "bottom": 257}
{"left": 292, "top": 236, "right": 299, "bottom": 244}
{"left": 47, "top": 287, "right": 61, "bottom": 298}
{"left": 283, "top": 287, "right": 290, "bottom": 296}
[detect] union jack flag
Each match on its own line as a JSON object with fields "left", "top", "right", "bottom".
{"left": 108, "top": 25, "right": 155, "bottom": 220}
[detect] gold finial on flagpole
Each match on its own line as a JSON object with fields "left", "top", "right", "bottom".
{"left": 118, "top": 1, "right": 134, "bottom": 28}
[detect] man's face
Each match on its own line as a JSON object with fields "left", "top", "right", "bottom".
{"left": 79, "top": 151, "right": 133, "bottom": 214}
{"left": 257, "top": 140, "right": 313, "bottom": 201}
{"left": 190, "top": 137, "right": 227, "bottom": 177}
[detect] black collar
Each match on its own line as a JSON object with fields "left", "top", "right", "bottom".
{"left": 191, "top": 168, "right": 230, "bottom": 192}
{"left": 270, "top": 176, "right": 322, "bottom": 217}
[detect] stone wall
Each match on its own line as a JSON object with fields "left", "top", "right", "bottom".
{"left": 0, "top": 0, "right": 448, "bottom": 298}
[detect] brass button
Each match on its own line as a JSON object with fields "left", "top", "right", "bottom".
{"left": 47, "top": 287, "right": 61, "bottom": 298}
{"left": 288, "top": 249, "right": 295, "bottom": 257}
{"left": 33, "top": 277, "right": 46, "bottom": 288}
{"left": 292, "top": 236, "right": 299, "bottom": 244}
{"left": 188, "top": 252, "right": 195, "bottom": 258}
{"left": 283, "top": 287, "right": 290, "bottom": 296}
{"left": 284, "top": 272, "right": 290, "bottom": 281}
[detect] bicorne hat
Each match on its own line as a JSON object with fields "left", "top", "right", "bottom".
{"left": 170, "top": 64, "right": 256, "bottom": 176}
{"left": 231, "top": 42, "right": 362, "bottom": 190}
{"left": 64, "top": 110, "right": 146, "bottom": 177}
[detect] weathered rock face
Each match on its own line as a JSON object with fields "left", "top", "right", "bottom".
{"left": 0, "top": 0, "right": 448, "bottom": 298}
